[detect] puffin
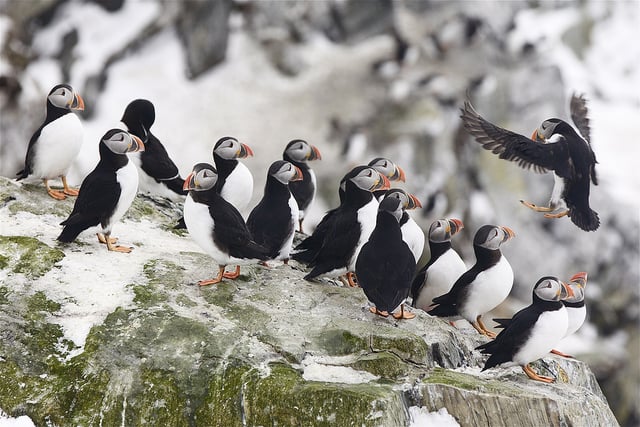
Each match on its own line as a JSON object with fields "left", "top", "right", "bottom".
{"left": 57, "top": 129, "right": 144, "bottom": 252}
{"left": 460, "top": 94, "right": 599, "bottom": 231}
{"left": 120, "top": 99, "right": 186, "bottom": 200}
{"left": 16, "top": 83, "right": 85, "bottom": 199}
{"left": 383, "top": 188, "right": 424, "bottom": 262}
{"left": 476, "top": 276, "right": 572, "bottom": 383}
{"left": 212, "top": 136, "right": 254, "bottom": 214}
{"left": 339, "top": 157, "right": 406, "bottom": 202}
{"left": 282, "top": 139, "right": 322, "bottom": 233}
{"left": 553, "top": 271, "right": 588, "bottom": 358}
{"left": 293, "top": 158, "right": 404, "bottom": 265}
{"left": 356, "top": 196, "right": 416, "bottom": 319}
{"left": 494, "top": 271, "right": 588, "bottom": 359}
{"left": 182, "top": 163, "right": 269, "bottom": 286}
{"left": 428, "top": 224, "right": 515, "bottom": 337}
{"left": 411, "top": 218, "right": 466, "bottom": 312}
{"left": 302, "top": 166, "right": 391, "bottom": 285}
{"left": 246, "top": 160, "right": 303, "bottom": 263}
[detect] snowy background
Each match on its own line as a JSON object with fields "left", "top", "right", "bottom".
{"left": 1, "top": 0, "right": 639, "bottom": 425}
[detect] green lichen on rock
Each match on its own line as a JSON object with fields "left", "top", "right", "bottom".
{"left": 0, "top": 235, "right": 65, "bottom": 279}
{"left": 195, "top": 360, "right": 250, "bottom": 426}
{"left": 370, "top": 331, "right": 429, "bottom": 364}
{"left": 241, "top": 363, "right": 403, "bottom": 427}
{"left": 319, "top": 328, "right": 370, "bottom": 356}
{"left": 352, "top": 351, "right": 410, "bottom": 380}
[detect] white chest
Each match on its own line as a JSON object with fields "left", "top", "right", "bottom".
{"left": 221, "top": 163, "right": 253, "bottom": 214}
{"left": 414, "top": 249, "right": 466, "bottom": 310}
{"left": 565, "top": 305, "right": 586, "bottom": 337}
{"left": 349, "top": 198, "right": 379, "bottom": 270}
{"left": 514, "top": 308, "right": 568, "bottom": 366}
{"left": 401, "top": 215, "right": 425, "bottom": 262}
{"left": 31, "top": 113, "right": 83, "bottom": 179}
{"left": 460, "top": 256, "right": 513, "bottom": 322}
{"left": 276, "top": 194, "right": 300, "bottom": 260}
{"left": 105, "top": 161, "right": 139, "bottom": 232}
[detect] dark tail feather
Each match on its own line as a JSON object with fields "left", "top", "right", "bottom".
{"left": 569, "top": 207, "right": 600, "bottom": 231}
{"left": 16, "top": 169, "right": 28, "bottom": 181}
{"left": 480, "top": 352, "right": 510, "bottom": 372}
{"left": 410, "top": 269, "right": 427, "bottom": 304}
{"left": 57, "top": 224, "right": 87, "bottom": 243}
{"left": 163, "top": 177, "right": 187, "bottom": 196}
{"left": 174, "top": 216, "right": 187, "bottom": 229}
{"left": 492, "top": 318, "right": 511, "bottom": 329}
{"left": 291, "top": 248, "right": 318, "bottom": 265}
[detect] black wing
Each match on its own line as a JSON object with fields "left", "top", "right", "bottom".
{"left": 460, "top": 101, "right": 569, "bottom": 174}
{"left": 16, "top": 125, "right": 44, "bottom": 179}
{"left": 58, "top": 167, "right": 121, "bottom": 241}
{"left": 292, "top": 207, "right": 339, "bottom": 264}
{"left": 140, "top": 134, "right": 181, "bottom": 181}
{"left": 570, "top": 93, "right": 591, "bottom": 144}
{"left": 246, "top": 200, "right": 293, "bottom": 258}
{"left": 428, "top": 267, "right": 480, "bottom": 317}
{"left": 209, "top": 198, "right": 269, "bottom": 261}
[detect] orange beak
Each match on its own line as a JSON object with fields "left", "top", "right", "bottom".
{"left": 569, "top": 272, "right": 588, "bottom": 287}
{"left": 291, "top": 166, "right": 304, "bottom": 182}
{"left": 500, "top": 226, "right": 516, "bottom": 239}
{"left": 393, "top": 165, "right": 406, "bottom": 182}
{"left": 239, "top": 143, "right": 254, "bottom": 158}
{"left": 127, "top": 135, "right": 145, "bottom": 153}
{"left": 309, "top": 145, "right": 322, "bottom": 160}
{"left": 71, "top": 93, "right": 85, "bottom": 111}
{"left": 561, "top": 281, "right": 575, "bottom": 298}
{"left": 183, "top": 172, "right": 195, "bottom": 191}
{"left": 408, "top": 193, "right": 422, "bottom": 209}
{"left": 449, "top": 218, "right": 464, "bottom": 234}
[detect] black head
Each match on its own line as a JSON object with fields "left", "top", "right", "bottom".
{"left": 121, "top": 99, "right": 155, "bottom": 130}
{"left": 283, "top": 139, "right": 321, "bottom": 162}
{"left": 268, "top": 160, "right": 303, "bottom": 184}
{"left": 378, "top": 196, "right": 403, "bottom": 222}
{"left": 533, "top": 276, "right": 569, "bottom": 302}
{"left": 100, "top": 129, "right": 145, "bottom": 154}
{"left": 213, "top": 136, "right": 254, "bottom": 160}
{"left": 367, "top": 157, "right": 406, "bottom": 182}
{"left": 428, "top": 218, "right": 464, "bottom": 243}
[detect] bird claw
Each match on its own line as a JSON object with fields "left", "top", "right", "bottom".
{"left": 520, "top": 200, "right": 553, "bottom": 212}
{"left": 369, "top": 307, "right": 389, "bottom": 317}
{"left": 47, "top": 189, "right": 67, "bottom": 200}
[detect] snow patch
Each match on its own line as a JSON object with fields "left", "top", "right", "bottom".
{"left": 0, "top": 409, "right": 35, "bottom": 427}
{"left": 301, "top": 354, "right": 379, "bottom": 384}
{"left": 408, "top": 406, "right": 460, "bottom": 427}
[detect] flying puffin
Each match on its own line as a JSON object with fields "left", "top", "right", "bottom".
{"left": 57, "top": 129, "right": 144, "bottom": 252}
{"left": 460, "top": 94, "right": 599, "bottom": 231}
{"left": 16, "top": 83, "right": 85, "bottom": 199}
{"left": 428, "top": 224, "right": 515, "bottom": 337}
{"left": 282, "top": 139, "right": 322, "bottom": 233}
{"left": 476, "top": 276, "right": 572, "bottom": 383}
{"left": 411, "top": 218, "right": 466, "bottom": 312}
{"left": 212, "top": 136, "right": 254, "bottom": 215}
{"left": 356, "top": 196, "right": 416, "bottom": 319}
{"left": 302, "top": 166, "right": 391, "bottom": 285}
{"left": 120, "top": 99, "right": 186, "bottom": 200}
{"left": 293, "top": 158, "right": 404, "bottom": 265}
{"left": 383, "top": 188, "right": 424, "bottom": 262}
{"left": 247, "top": 160, "right": 303, "bottom": 264}
{"left": 182, "top": 163, "right": 269, "bottom": 286}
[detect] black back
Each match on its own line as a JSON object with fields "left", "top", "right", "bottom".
{"left": 247, "top": 173, "right": 295, "bottom": 258}
{"left": 283, "top": 149, "right": 315, "bottom": 212}
{"left": 356, "top": 205, "right": 416, "bottom": 312}
{"left": 57, "top": 141, "right": 128, "bottom": 242}
{"left": 121, "top": 99, "right": 185, "bottom": 195}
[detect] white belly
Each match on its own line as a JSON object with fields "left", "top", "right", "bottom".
{"left": 220, "top": 163, "right": 253, "bottom": 214}
{"left": 459, "top": 256, "right": 513, "bottom": 322}
{"left": 275, "top": 194, "right": 299, "bottom": 260}
{"left": 31, "top": 113, "right": 83, "bottom": 179}
{"left": 184, "top": 195, "right": 249, "bottom": 266}
{"left": 348, "top": 198, "right": 379, "bottom": 271}
{"left": 514, "top": 308, "right": 568, "bottom": 366}
{"left": 402, "top": 216, "right": 425, "bottom": 262}
{"left": 414, "top": 249, "right": 466, "bottom": 311}
{"left": 565, "top": 306, "right": 586, "bottom": 337}
{"left": 103, "top": 161, "right": 138, "bottom": 233}
{"left": 549, "top": 173, "right": 566, "bottom": 210}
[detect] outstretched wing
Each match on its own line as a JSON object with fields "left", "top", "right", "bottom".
{"left": 570, "top": 93, "right": 591, "bottom": 144}
{"left": 460, "top": 101, "right": 569, "bottom": 174}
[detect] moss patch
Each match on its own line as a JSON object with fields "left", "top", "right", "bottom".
{"left": 0, "top": 286, "right": 9, "bottom": 304}
{"left": 242, "top": 363, "right": 399, "bottom": 426}
{"left": 424, "top": 367, "right": 521, "bottom": 395}
{"left": 352, "top": 352, "right": 410, "bottom": 380}
{"left": 370, "top": 332, "right": 429, "bottom": 364}
{"left": 319, "top": 329, "right": 369, "bottom": 356}
{"left": 0, "top": 236, "right": 65, "bottom": 279}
